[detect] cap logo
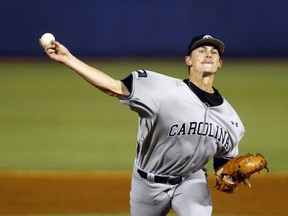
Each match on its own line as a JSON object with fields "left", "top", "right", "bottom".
{"left": 203, "top": 35, "right": 213, "bottom": 39}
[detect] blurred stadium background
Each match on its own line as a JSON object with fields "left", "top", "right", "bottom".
{"left": 1, "top": 1, "right": 288, "bottom": 215}
{"left": 2, "top": 1, "right": 288, "bottom": 57}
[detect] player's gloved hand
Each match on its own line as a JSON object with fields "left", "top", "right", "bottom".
{"left": 215, "top": 153, "right": 269, "bottom": 193}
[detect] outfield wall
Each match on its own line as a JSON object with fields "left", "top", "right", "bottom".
{"left": 1, "top": 1, "right": 288, "bottom": 57}
{"left": 0, "top": 171, "right": 286, "bottom": 215}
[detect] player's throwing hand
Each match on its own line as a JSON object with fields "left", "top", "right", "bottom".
{"left": 40, "top": 40, "right": 71, "bottom": 64}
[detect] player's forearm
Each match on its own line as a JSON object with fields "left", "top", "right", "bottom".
{"left": 64, "top": 54, "right": 129, "bottom": 97}
{"left": 41, "top": 39, "right": 128, "bottom": 97}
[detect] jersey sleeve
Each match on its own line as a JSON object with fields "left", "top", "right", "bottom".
{"left": 121, "top": 73, "right": 133, "bottom": 94}
{"left": 120, "top": 70, "right": 179, "bottom": 117}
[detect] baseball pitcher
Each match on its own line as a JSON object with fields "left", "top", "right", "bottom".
{"left": 40, "top": 34, "right": 268, "bottom": 216}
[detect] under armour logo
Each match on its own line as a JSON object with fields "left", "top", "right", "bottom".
{"left": 203, "top": 35, "right": 213, "bottom": 39}
{"left": 231, "top": 121, "right": 239, "bottom": 127}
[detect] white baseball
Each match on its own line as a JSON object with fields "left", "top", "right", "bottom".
{"left": 40, "top": 33, "right": 55, "bottom": 47}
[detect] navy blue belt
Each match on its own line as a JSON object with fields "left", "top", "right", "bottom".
{"left": 137, "top": 169, "right": 183, "bottom": 185}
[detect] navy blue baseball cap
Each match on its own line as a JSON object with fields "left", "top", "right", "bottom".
{"left": 187, "top": 34, "right": 225, "bottom": 56}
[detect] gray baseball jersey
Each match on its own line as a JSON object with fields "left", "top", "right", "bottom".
{"left": 120, "top": 70, "right": 244, "bottom": 177}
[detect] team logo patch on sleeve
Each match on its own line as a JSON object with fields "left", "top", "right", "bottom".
{"left": 137, "top": 69, "right": 148, "bottom": 78}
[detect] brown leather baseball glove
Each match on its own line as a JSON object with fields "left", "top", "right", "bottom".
{"left": 215, "top": 153, "right": 269, "bottom": 193}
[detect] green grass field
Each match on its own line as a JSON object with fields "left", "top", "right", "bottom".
{"left": 0, "top": 57, "right": 287, "bottom": 173}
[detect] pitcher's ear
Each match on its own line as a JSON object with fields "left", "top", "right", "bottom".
{"left": 218, "top": 59, "right": 223, "bottom": 69}
{"left": 185, "top": 56, "right": 192, "bottom": 67}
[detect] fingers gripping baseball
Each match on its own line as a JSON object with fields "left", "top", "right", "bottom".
{"left": 39, "top": 38, "right": 71, "bottom": 63}
{"left": 49, "top": 41, "right": 70, "bottom": 61}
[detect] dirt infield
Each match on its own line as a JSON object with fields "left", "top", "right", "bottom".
{"left": 0, "top": 171, "right": 286, "bottom": 215}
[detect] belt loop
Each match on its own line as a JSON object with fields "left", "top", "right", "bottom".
{"left": 147, "top": 173, "right": 155, "bottom": 182}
